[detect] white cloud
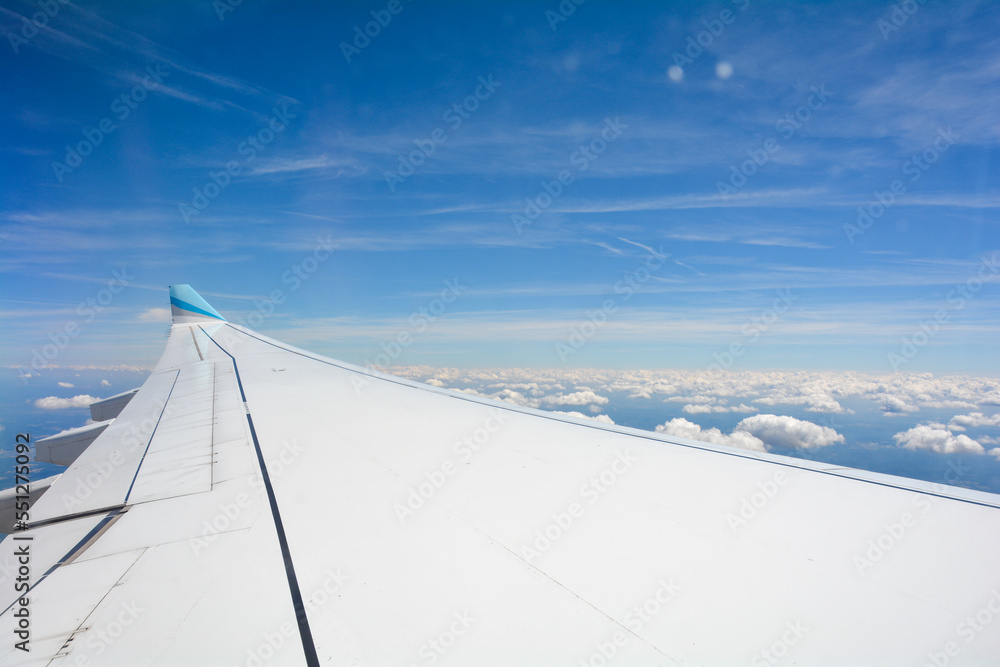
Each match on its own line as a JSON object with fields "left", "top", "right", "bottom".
{"left": 138, "top": 307, "right": 172, "bottom": 323}
{"left": 989, "top": 448, "right": 1000, "bottom": 461}
{"left": 655, "top": 418, "right": 767, "bottom": 453}
{"left": 878, "top": 394, "right": 920, "bottom": 414}
{"left": 553, "top": 411, "right": 615, "bottom": 425}
{"left": 893, "top": 424, "right": 985, "bottom": 455}
{"left": 948, "top": 412, "right": 1000, "bottom": 431}
{"left": 383, "top": 367, "right": 1000, "bottom": 452}
{"left": 735, "top": 414, "right": 844, "bottom": 450}
{"left": 665, "top": 395, "right": 715, "bottom": 404}
{"left": 249, "top": 154, "right": 361, "bottom": 176}
{"left": 920, "top": 400, "right": 977, "bottom": 410}
{"left": 57, "top": 381, "right": 74, "bottom": 388}
{"left": 34, "top": 395, "right": 101, "bottom": 410}
{"left": 540, "top": 391, "right": 609, "bottom": 407}
{"left": 756, "top": 392, "right": 849, "bottom": 414}
{"left": 683, "top": 403, "right": 756, "bottom": 414}
{"left": 490, "top": 388, "right": 536, "bottom": 407}
{"left": 101, "top": 379, "right": 111, "bottom": 387}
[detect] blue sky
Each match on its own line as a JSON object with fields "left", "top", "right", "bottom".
{"left": 2, "top": 2, "right": 1000, "bottom": 493}
{"left": 0, "top": 0, "right": 997, "bottom": 375}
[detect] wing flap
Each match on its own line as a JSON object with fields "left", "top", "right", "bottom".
{"left": 1, "top": 301, "right": 306, "bottom": 665}
{"left": 0, "top": 547, "right": 145, "bottom": 666}
{"left": 89, "top": 388, "right": 139, "bottom": 422}
{"left": 29, "top": 369, "right": 180, "bottom": 522}
{"left": 0, "top": 513, "right": 113, "bottom": 612}
{"left": 34, "top": 421, "right": 111, "bottom": 466}
{"left": 124, "top": 361, "right": 217, "bottom": 504}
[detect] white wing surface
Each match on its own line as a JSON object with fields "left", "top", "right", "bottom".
{"left": 2, "top": 285, "right": 999, "bottom": 665}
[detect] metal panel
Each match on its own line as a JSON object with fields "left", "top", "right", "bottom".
{"left": 35, "top": 421, "right": 111, "bottom": 466}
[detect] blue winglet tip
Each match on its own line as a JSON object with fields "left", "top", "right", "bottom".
{"left": 168, "top": 285, "right": 227, "bottom": 323}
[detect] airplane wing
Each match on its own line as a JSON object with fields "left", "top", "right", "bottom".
{"left": 2, "top": 285, "right": 999, "bottom": 665}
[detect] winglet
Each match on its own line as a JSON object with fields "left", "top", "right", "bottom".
{"left": 169, "top": 285, "right": 227, "bottom": 324}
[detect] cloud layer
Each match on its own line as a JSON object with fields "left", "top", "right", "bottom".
{"left": 387, "top": 366, "right": 1000, "bottom": 462}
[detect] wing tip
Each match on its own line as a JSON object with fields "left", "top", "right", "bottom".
{"left": 168, "top": 285, "right": 227, "bottom": 324}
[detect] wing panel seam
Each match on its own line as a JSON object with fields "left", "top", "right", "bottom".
{"left": 0, "top": 508, "right": 126, "bottom": 618}
{"left": 123, "top": 369, "right": 181, "bottom": 504}
{"left": 199, "top": 326, "right": 321, "bottom": 667}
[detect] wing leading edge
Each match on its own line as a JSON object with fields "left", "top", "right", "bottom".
{"left": 2, "top": 286, "right": 998, "bottom": 666}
